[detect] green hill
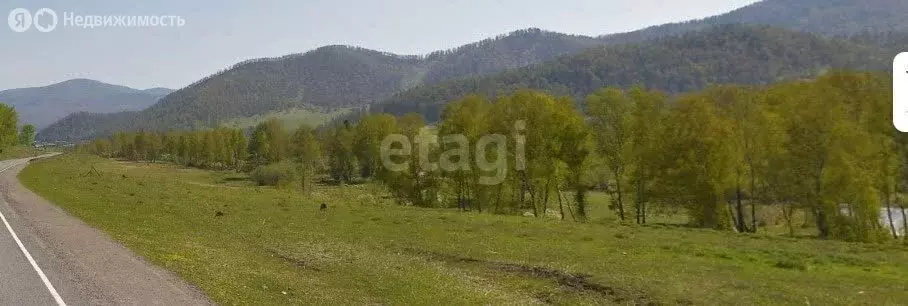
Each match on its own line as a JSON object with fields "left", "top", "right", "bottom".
{"left": 371, "top": 25, "right": 897, "bottom": 122}
{"left": 38, "top": 0, "right": 908, "bottom": 141}
{"left": 38, "top": 30, "right": 605, "bottom": 142}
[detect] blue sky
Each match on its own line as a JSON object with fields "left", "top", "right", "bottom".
{"left": 0, "top": 0, "right": 757, "bottom": 90}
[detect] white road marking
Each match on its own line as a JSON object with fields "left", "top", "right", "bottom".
{"left": 0, "top": 160, "right": 67, "bottom": 306}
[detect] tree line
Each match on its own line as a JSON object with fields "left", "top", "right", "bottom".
{"left": 80, "top": 71, "right": 907, "bottom": 242}
{"left": 0, "top": 102, "right": 37, "bottom": 151}
{"left": 42, "top": 26, "right": 907, "bottom": 144}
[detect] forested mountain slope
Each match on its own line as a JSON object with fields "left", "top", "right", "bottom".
{"left": 423, "top": 29, "right": 603, "bottom": 84}
{"left": 600, "top": 0, "right": 908, "bottom": 44}
{"left": 39, "top": 111, "right": 139, "bottom": 143}
{"left": 38, "top": 29, "right": 605, "bottom": 141}
{"left": 141, "top": 29, "right": 604, "bottom": 125}
{"left": 39, "top": 0, "right": 908, "bottom": 141}
{"left": 372, "top": 25, "right": 898, "bottom": 121}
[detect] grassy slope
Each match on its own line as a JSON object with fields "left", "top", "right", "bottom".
{"left": 220, "top": 107, "right": 351, "bottom": 130}
{"left": 19, "top": 154, "right": 908, "bottom": 305}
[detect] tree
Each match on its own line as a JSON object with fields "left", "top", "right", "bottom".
{"left": 0, "top": 104, "right": 19, "bottom": 152}
{"left": 18, "top": 124, "right": 35, "bottom": 146}
{"left": 229, "top": 129, "right": 249, "bottom": 170}
{"left": 439, "top": 95, "right": 490, "bottom": 211}
{"left": 626, "top": 86, "right": 667, "bottom": 224}
{"left": 553, "top": 96, "right": 592, "bottom": 221}
{"left": 353, "top": 114, "right": 398, "bottom": 179}
{"left": 736, "top": 90, "right": 787, "bottom": 233}
{"left": 290, "top": 124, "right": 322, "bottom": 192}
{"left": 775, "top": 72, "right": 887, "bottom": 241}
{"left": 90, "top": 139, "right": 112, "bottom": 157}
{"left": 325, "top": 121, "right": 357, "bottom": 183}
{"left": 249, "top": 119, "right": 289, "bottom": 166}
{"left": 381, "top": 113, "right": 438, "bottom": 207}
{"left": 73, "top": 71, "right": 905, "bottom": 241}
{"left": 586, "top": 88, "right": 633, "bottom": 221}
{"left": 485, "top": 90, "right": 587, "bottom": 219}
{"left": 661, "top": 92, "right": 736, "bottom": 229}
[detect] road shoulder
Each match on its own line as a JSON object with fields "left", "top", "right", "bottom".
{"left": 0, "top": 157, "right": 212, "bottom": 305}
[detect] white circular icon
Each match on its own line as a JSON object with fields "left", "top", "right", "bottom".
{"left": 33, "top": 8, "right": 57, "bottom": 32}
{"left": 8, "top": 8, "right": 31, "bottom": 32}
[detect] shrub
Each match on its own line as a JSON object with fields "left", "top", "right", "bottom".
{"left": 250, "top": 161, "right": 297, "bottom": 187}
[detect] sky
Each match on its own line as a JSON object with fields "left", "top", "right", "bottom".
{"left": 0, "top": 0, "right": 758, "bottom": 91}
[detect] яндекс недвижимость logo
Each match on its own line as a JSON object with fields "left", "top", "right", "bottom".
{"left": 8, "top": 8, "right": 57, "bottom": 32}
{"left": 8, "top": 8, "right": 184, "bottom": 33}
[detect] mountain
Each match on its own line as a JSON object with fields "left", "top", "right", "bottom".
{"left": 599, "top": 0, "right": 908, "bottom": 44}
{"left": 422, "top": 29, "right": 603, "bottom": 84}
{"left": 40, "top": 111, "right": 140, "bottom": 143}
{"left": 38, "top": 29, "right": 604, "bottom": 142}
{"left": 370, "top": 25, "right": 897, "bottom": 122}
{"left": 42, "top": 25, "right": 901, "bottom": 142}
{"left": 141, "top": 88, "right": 175, "bottom": 96}
{"left": 0, "top": 79, "right": 171, "bottom": 128}
{"left": 143, "top": 29, "right": 601, "bottom": 118}
{"left": 38, "top": 0, "right": 908, "bottom": 141}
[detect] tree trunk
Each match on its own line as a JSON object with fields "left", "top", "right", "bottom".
{"left": 814, "top": 176, "right": 829, "bottom": 239}
{"left": 615, "top": 176, "right": 626, "bottom": 221}
{"left": 635, "top": 180, "right": 643, "bottom": 224}
{"left": 735, "top": 178, "right": 747, "bottom": 233}
{"left": 529, "top": 185, "right": 538, "bottom": 218}
{"left": 518, "top": 172, "right": 527, "bottom": 210}
{"left": 559, "top": 190, "right": 577, "bottom": 221}
{"left": 750, "top": 172, "right": 758, "bottom": 233}
{"left": 475, "top": 186, "right": 482, "bottom": 213}
{"left": 900, "top": 204, "right": 907, "bottom": 240}
{"left": 886, "top": 192, "right": 898, "bottom": 239}
{"left": 815, "top": 207, "right": 829, "bottom": 239}
{"left": 542, "top": 179, "right": 551, "bottom": 218}
{"left": 782, "top": 202, "right": 795, "bottom": 237}
{"left": 494, "top": 183, "right": 503, "bottom": 214}
{"left": 574, "top": 175, "right": 587, "bottom": 222}
{"left": 558, "top": 190, "right": 565, "bottom": 220}
{"left": 728, "top": 201, "right": 740, "bottom": 232}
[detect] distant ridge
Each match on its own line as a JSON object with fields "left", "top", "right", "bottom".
{"left": 0, "top": 79, "right": 171, "bottom": 129}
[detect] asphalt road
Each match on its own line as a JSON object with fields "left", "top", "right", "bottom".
{"left": 0, "top": 155, "right": 211, "bottom": 305}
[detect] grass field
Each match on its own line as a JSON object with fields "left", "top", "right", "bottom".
{"left": 19, "top": 154, "right": 908, "bottom": 305}
{"left": 221, "top": 107, "right": 351, "bottom": 130}
{"left": 0, "top": 146, "right": 50, "bottom": 160}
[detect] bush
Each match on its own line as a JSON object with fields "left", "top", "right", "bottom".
{"left": 250, "top": 161, "right": 297, "bottom": 187}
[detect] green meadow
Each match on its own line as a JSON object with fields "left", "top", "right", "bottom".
{"left": 19, "top": 154, "right": 908, "bottom": 305}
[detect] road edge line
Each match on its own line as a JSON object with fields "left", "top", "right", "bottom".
{"left": 0, "top": 160, "right": 67, "bottom": 306}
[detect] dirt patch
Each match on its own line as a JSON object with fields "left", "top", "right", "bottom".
{"left": 184, "top": 181, "right": 245, "bottom": 189}
{"left": 407, "top": 248, "right": 656, "bottom": 305}
{"left": 265, "top": 248, "right": 322, "bottom": 272}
